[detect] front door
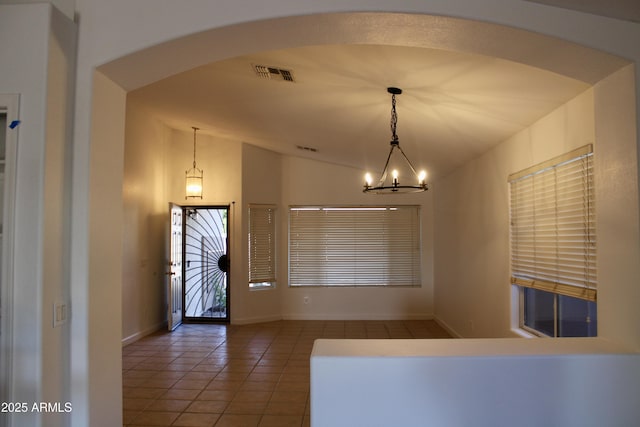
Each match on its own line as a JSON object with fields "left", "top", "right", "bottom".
{"left": 183, "top": 206, "right": 230, "bottom": 322}
{"left": 167, "top": 203, "right": 183, "bottom": 331}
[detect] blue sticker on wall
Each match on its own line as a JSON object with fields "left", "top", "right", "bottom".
{"left": 9, "top": 120, "right": 20, "bottom": 129}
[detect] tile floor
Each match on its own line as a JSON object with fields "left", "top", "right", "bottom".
{"left": 123, "top": 320, "right": 451, "bottom": 427}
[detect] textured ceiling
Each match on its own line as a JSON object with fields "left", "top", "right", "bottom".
{"left": 524, "top": 0, "right": 640, "bottom": 23}
{"left": 129, "top": 43, "right": 591, "bottom": 180}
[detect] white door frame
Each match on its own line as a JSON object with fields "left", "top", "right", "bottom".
{"left": 168, "top": 203, "right": 183, "bottom": 331}
{"left": 0, "top": 93, "right": 19, "bottom": 426}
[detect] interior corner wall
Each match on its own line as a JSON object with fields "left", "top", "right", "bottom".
{"left": 122, "top": 99, "right": 171, "bottom": 343}
{"left": 0, "top": 4, "right": 75, "bottom": 426}
{"left": 593, "top": 65, "right": 640, "bottom": 351}
{"left": 280, "top": 156, "right": 434, "bottom": 320}
{"left": 85, "top": 70, "right": 125, "bottom": 427}
{"left": 236, "top": 143, "right": 283, "bottom": 324}
{"left": 434, "top": 88, "right": 596, "bottom": 338}
{"left": 40, "top": 6, "right": 76, "bottom": 427}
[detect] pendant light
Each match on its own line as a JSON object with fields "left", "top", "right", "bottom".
{"left": 185, "top": 126, "right": 203, "bottom": 199}
{"left": 363, "top": 87, "right": 428, "bottom": 194}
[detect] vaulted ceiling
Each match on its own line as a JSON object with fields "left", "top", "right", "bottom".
{"left": 125, "top": 9, "right": 633, "bottom": 181}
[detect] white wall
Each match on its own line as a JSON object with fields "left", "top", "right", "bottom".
{"left": 0, "top": 5, "right": 75, "bottom": 427}
{"left": 434, "top": 89, "right": 596, "bottom": 338}
{"left": 238, "top": 143, "right": 282, "bottom": 324}
{"left": 281, "top": 156, "right": 434, "bottom": 320}
{"left": 311, "top": 338, "right": 640, "bottom": 427}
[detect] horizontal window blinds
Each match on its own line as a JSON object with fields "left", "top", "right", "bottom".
{"left": 509, "top": 145, "right": 596, "bottom": 301}
{"left": 289, "top": 206, "right": 421, "bottom": 286}
{"left": 248, "top": 205, "right": 276, "bottom": 284}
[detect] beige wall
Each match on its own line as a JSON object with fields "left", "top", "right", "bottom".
{"left": 122, "top": 99, "right": 169, "bottom": 343}
{"left": 280, "top": 156, "right": 435, "bottom": 320}
{"left": 120, "top": 114, "right": 433, "bottom": 330}
{"left": 434, "top": 88, "right": 596, "bottom": 338}
{"left": 435, "top": 66, "right": 640, "bottom": 350}
{"left": 122, "top": 102, "right": 245, "bottom": 337}
{"left": 593, "top": 65, "right": 640, "bottom": 348}
{"left": 238, "top": 144, "right": 283, "bottom": 323}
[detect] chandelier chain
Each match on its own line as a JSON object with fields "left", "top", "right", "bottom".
{"left": 390, "top": 94, "right": 398, "bottom": 143}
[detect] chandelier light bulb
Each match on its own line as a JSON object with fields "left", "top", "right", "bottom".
{"left": 365, "top": 172, "right": 373, "bottom": 187}
{"left": 392, "top": 169, "right": 399, "bottom": 186}
{"left": 418, "top": 170, "right": 427, "bottom": 185}
{"left": 186, "top": 181, "right": 202, "bottom": 195}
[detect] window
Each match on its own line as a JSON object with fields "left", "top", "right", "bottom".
{"left": 509, "top": 145, "right": 596, "bottom": 337}
{"left": 248, "top": 205, "right": 276, "bottom": 288}
{"left": 288, "top": 205, "right": 421, "bottom": 287}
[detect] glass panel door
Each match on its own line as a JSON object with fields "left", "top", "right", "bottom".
{"left": 183, "top": 206, "right": 229, "bottom": 322}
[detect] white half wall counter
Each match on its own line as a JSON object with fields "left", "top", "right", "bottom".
{"left": 310, "top": 338, "right": 640, "bottom": 427}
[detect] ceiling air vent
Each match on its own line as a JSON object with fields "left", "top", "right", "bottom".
{"left": 253, "top": 64, "right": 295, "bottom": 82}
{"left": 296, "top": 145, "right": 318, "bottom": 153}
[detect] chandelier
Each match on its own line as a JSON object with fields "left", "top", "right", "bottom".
{"left": 363, "top": 87, "right": 428, "bottom": 194}
{"left": 185, "top": 126, "right": 203, "bottom": 199}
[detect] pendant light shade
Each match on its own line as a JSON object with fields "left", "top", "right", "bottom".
{"left": 186, "top": 126, "right": 203, "bottom": 199}
{"left": 363, "top": 87, "right": 428, "bottom": 194}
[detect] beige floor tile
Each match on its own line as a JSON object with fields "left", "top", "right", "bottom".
{"left": 269, "top": 390, "right": 308, "bottom": 404}
{"left": 146, "top": 399, "right": 192, "bottom": 412}
{"left": 196, "top": 389, "right": 237, "bottom": 402}
{"left": 122, "top": 320, "right": 451, "bottom": 426}
{"left": 224, "top": 400, "right": 268, "bottom": 415}
{"left": 129, "top": 410, "right": 180, "bottom": 426}
{"left": 213, "top": 414, "right": 261, "bottom": 427}
{"left": 159, "top": 388, "right": 201, "bottom": 400}
{"left": 186, "top": 399, "right": 228, "bottom": 413}
{"left": 232, "top": 390, "right": 272, "bottom": 403}
{"left": 258, "top": 415, "right": 303, "bottom": 427}
{"left": 263, "top": 401, "right": 306, "bottom": 416}
{"left": 173, "top": 412, "right": 221, "bottom": 427}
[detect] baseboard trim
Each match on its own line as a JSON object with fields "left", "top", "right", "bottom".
{"left": 122, "top": 321, "right": 166, "bottom": 346}
{"left": 231, "top": 314, "right": 283, "bottom": 325}
{"left": 281, "top": 313, "right": 434, "bottom": 321}
{"left": 432, "top": 316, "right": 463, "bottom": 338}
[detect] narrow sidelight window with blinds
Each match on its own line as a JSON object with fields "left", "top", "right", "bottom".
{"left": 288, "top": 205, "right": 421, "bottom": 287}
{"left": 248, "top": 205, "right": 276, "bottom": 288}
{"left": 509, "top": 145, "right": 596, "bottom": 302}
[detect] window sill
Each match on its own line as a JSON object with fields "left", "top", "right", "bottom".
{"left": 249, "top": 284, "right": 276, "bottom": 291}
{"left": 510, "top": 328, "right": 538, "bottom": 338}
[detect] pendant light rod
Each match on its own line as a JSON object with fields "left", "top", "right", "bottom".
{"left": 192, "top": 126, "right": 199, "bottom": 168}
{"left": 186, "top": 126, "right": 203, "bottom": 199}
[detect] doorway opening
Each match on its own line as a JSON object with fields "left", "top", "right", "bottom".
{"left": 183, "top": 205, "right": 230, "bottom": 323}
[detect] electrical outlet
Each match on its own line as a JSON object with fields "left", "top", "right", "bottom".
{"left": 53, "top": 301, "right": 67, "bottom": 327}
{"left": 303, "top": 296, "right": 310, "bottom": 305}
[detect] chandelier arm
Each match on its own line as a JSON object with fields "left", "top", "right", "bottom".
{"left": 377, "top": 145, "right": 396, "bottom": 186}
{"left": 396, "top": 144, "right": 420, "bottom": 176}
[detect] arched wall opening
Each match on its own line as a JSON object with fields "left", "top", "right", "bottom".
{"left": 79, "top": 9, "right": 638, "bottom": 426}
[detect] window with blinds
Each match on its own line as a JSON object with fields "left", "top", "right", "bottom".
{"left": 509, "top": 145, "right": 596, "bottom": 337}
{"left": 288, "top": 206, "right": 421, "bottom": 287}
{"left": 248, "top": 205, "right": 276, "bottom": 288}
